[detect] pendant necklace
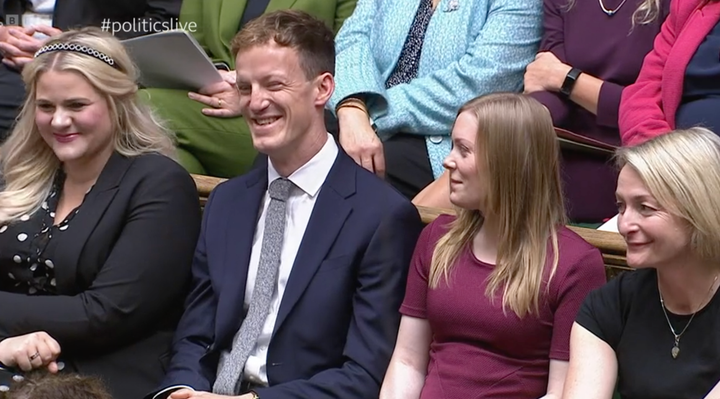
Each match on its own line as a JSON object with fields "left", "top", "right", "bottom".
{"left": 659, "top": 274, "right": 718, "bottom": 359}
{"left": 598, "top": 0, "right": 629, "bottom": 16}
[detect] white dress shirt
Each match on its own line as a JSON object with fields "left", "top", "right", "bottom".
{"left": 23, "top": 0, "right": 55, "bottom": 38}
{"left": 153, "top": 134, "right": 338, "bottom": 399}
{"left": 28, "top": 0, "right": 55, "bottom": 13}
{"left": 243, "top": 133, "right": 338, "bottom": 385}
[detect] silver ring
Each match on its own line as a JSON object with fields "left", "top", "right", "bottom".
{"left": 29, "top": 352, "right": 40, "bottom": 361}
{"left": 217, "top": 98, "right": 224, "bottom": 108}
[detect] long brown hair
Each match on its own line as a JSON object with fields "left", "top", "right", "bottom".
{"left": 429, "top": 93, "right": 567, "bottom": 318}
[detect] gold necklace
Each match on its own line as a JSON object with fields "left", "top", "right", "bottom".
{"left": 659, "top": 274, "right": 718, "bottom": 359}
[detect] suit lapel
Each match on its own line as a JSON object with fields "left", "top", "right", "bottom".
{"left": 216, "top": 168, "right": 267, "bottom": 344}
{"left": 53, "top": 152, "right": 130, "bottom": 293}
{"left": 664, "top": 2, "right": 720, "bottom": 127}
{"left": 272, "top": 152, "right": 355, "bottom": 335}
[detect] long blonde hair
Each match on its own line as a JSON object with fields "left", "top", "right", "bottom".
{"left": 616, "top": 127, "right": 720, "bottom": 263}
{"left": 0, "top": 27, "right": 175, "bottom": 225}
{"left": 565, "top": 0, "right": 664, "bottom": 26}
{"left": 429, "top": 93, "right": 567, "bottom": 318}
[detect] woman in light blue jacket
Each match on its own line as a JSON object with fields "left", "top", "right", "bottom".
{"left": 330, "top": 0, "right": 542, "bottom": 200}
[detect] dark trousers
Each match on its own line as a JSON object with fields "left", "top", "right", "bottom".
{"left": 382, "top": 133, "right": 434, "bottom": 200}
{"left": 0, "top": 60, "right": 25, "bottom": 142}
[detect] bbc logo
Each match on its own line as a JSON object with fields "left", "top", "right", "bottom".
{"left": 3, "top": 14, "right": 20, "bottom": 25}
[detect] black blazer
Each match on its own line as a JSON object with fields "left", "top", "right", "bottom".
{"left": 1, "top": 0, "right": 182, "bottom": 39}
{"left": 155, "top": 148, "right": 424, "bottom": 399}
{"left": 0, "top": 152, "right": 201, "bottom": 399}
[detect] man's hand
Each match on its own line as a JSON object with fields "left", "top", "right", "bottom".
{"left": 0, "top": 332, "right": 62, "bottom": 372}
{"left": 188, "top": 70, "right": 242, "bottom": 118}
{"left": 0, "top": 26, "right": 34, "bottom": 67}
{"left": 169, "top": 388, "right": 255, "bottom": 399}
{"left": 338, "top": 106, "right": 385, "bottom": 177}
{"left": 0, "top": 25, "right": 63, "bottom": 70}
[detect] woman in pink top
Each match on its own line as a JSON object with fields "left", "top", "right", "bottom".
{"left": 379, "top": 93, "right": 607, "bottom": 399}
{"left": 619, "top": 0, "right": 720, "bottom": 145}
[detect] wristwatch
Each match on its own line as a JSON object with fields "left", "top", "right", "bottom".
{"left": 560, "top": 67, "right": 582, "bottom": 97}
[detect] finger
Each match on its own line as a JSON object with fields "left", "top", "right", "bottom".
{"left": 43, "top": 335, "right": 62, "bottom": 358}
{"left": 15, "top": 344, "right": 37, "bottom": 371}
{"left": 0, "top": 42, "right": 26, "bottom": 58}
{"left": 10, "top": 56, "right": 33, "bottom": 69}
{"left": 219, "top": 70, "right": 236, "bottom": 85}
{"left": 360, "top": 155, "right": 375, "bottom": 173}
{"left": 2, "top": 58, "right": 21, "bottom": 70}
{"left": 188, "top": 92, "right": 218, "bottom": 108}
{"left": 347, "top": 151, "right": 363, "bottom": 167}
{"left": 5, "top": 36, "right": 37, "bottom": 55}
{"left": 373, "top": 149, "right": 386, "bottom": 178}
{"left": 33, "top": 340, "right": 54, "bottom": 366}
{"left": 30, "top": 25, "right": 63, "bottom": 37}
{"left": 8, "top": 30, "right": 42, "bottom": 48}
{"left": 200, "top": 108, "right": 239, "bottom": 118}
{"left": 5, "top": 26, "right": 28, "bottom": 36}
{"left": 198, "top": 81, "right": 232, "bottom": 96}
{"left": 168, "top": 389, "right": 194, "bottom": 399}
{"left": 47, "top": 361, "right": 59, "bottom": 374}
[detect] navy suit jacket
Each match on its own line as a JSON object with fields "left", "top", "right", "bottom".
{"left": 157, "top": 148, "right": 423, "bottom": 399}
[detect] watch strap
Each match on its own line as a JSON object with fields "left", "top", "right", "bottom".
{"left": 560, "top": 67, "right": 582, "bottom": 97}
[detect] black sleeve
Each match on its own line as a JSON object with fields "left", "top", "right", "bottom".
{"left": 0, "top": 159, "right": 201, "bottom": 349}
{"left": 575, "top": 273, "right": 630, "bottom": 350}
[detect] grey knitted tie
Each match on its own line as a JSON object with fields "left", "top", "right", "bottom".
{"left": 213, "top": 177, "right": 294, "bottom": 395}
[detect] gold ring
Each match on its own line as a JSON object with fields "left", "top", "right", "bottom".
{"left": 217, "top": 98, "right": 223, "bottom": 108}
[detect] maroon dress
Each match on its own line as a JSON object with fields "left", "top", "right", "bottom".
{"left": 529, "top": 0, "right": 670, "bottom": 223}
{"left": 400, "top": 215, "right": 607, "bottom": 398}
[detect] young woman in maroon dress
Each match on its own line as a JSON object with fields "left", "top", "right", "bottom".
{"left": 379, "top": 93, "right": 606, "bottom": 399}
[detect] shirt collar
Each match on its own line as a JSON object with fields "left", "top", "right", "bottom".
{"left": 267, "top": 133, "right": 338, "bottom": 197}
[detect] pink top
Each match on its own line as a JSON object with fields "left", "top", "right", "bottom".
{"left": 619, "top": 0, "right": 720, "bottom": 145}
{"left": 400, "top": 214, "right": 606, "bottom": 398}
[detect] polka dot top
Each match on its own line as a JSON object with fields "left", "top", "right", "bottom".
{"left": 0, "top": 170, "right": 91, "bottom": 295}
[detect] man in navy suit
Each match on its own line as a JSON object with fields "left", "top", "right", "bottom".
{"left": 151, "top": 10, "right": 424, "bottom": 399}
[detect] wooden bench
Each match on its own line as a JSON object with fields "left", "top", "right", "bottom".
{"left": 192, "top": 174, "right": 630, "bottom": 279}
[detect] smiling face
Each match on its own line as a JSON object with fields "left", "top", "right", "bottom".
{"left": 235, "top": 41, "right": 328, "bottom": 160}
{"left": 35, "top": 69, "right": 114, "bottom": 168}
{"left": 616, "top": 165, "right": 693, "bottom": 268}
{"left": 443, "top": 110, "right": 487, "bottom": 211}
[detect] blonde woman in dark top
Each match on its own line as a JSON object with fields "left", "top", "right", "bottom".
{"left": 565, "top": 127, "right": 720, "bottom": 399}
{"left": 0, "top": 28, "right": 200, "bottom": 399}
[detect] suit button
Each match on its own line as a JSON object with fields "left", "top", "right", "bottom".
{"left": 0, "top": 385, "right": 9, "bottom": 392}
{"left": 57, "top": 361, "right": 65, "bottom": 371}
{"left": 429, "top": 135, "right": 443, "bottom": 144}
{"left": 12, "top": 375, "right": 23, "bottom": 382}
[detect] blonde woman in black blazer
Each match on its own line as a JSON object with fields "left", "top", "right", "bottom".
{"left": 0, "top": 28, "right": 200, "bottom": 399}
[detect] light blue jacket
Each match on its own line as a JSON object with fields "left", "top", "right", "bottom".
{"left": 330, "top": 0, "right": 542, "bottom": 178}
